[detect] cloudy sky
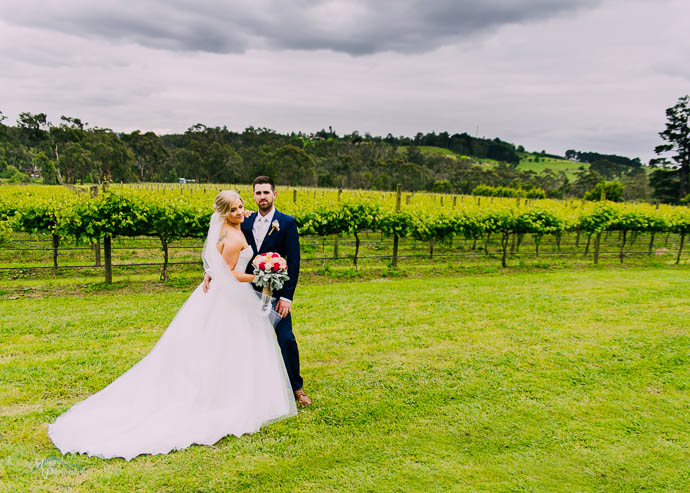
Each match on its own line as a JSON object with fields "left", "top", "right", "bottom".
{"left": 2, "top": 0, "right": 688, "bottom": 162}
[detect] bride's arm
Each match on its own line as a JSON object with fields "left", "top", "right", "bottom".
{"left": 219, "top": 239, "right": 256, "bottom": 283}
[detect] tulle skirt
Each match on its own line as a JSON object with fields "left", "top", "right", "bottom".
{"left": 48, "top": 279, "right": 297, "bottom": 461}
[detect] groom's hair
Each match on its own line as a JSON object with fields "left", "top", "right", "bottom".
{"left": 253, "top": 176, "right": 275, "bottom": 191}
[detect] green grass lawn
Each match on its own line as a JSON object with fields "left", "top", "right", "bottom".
{"left": 1, "top": 267, "right": 689, "bottom": 491}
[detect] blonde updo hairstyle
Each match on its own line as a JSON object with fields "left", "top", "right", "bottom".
{"left": 214, "top": 190, "right": 243, "bottom": 219}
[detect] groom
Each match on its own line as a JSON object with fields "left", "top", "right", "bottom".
{"left": 205, "top": 176, "right": 311, "bottom": 406}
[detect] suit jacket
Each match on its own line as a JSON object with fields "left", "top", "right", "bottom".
{"left": 241, "top": 209, "right": 300, "bottom": 301}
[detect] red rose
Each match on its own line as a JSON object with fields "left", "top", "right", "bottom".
{"left": 258, "top": 262, "right": 266, "bottom": 270}
{"left": 272, "top": 253, "right": 279, "bottom": 258}
{"left": 272, "top": 263, "right": 280, "bottom": 271}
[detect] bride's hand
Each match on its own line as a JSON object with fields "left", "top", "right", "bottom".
{"left": 202, "top": 273, "right": 212, "bottom": 293}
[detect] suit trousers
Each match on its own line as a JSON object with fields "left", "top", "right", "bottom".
{"left": 274, "top": 313, "right": 303, "bottom": 392}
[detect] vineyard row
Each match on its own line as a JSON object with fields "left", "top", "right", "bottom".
{"left": 1, "top": 185, "right": 688, "bottom": 282}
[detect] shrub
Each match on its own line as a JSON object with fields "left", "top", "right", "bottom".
{"left": 525, "top": 188, "right": 546, "bottom": 199}
{"left": 584, "top": 181, "right": 625, "bottom": 202}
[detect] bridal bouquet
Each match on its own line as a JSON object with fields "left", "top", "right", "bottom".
{"left": 252, "top": 252, "right": 289, "bottom": 315}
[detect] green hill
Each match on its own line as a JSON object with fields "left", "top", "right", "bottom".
{"left": 397, "top": 145, "right": 461, "bottom": 159}
{"left": 419, "top": 146, "right": 459, "bottom": 158}
{"left": 402, "top": 146, "right": 589, "bottom": 179}
{"left": 517, "top": 154, "right": 588, "bottom": 178}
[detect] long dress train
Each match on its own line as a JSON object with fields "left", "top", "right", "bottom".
{"left": 48, "top": 214, "right": 297, "bottom": 460}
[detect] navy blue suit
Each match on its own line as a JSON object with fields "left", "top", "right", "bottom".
{"left": 242, "top": 209, "right": 303, "bottom": 391}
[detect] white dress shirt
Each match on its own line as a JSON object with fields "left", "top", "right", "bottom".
{"left": 252, "top": 207, "right": 291, "bottom": 304}
{"left": 252, "top": 207, "right": 276, "bottom": 251}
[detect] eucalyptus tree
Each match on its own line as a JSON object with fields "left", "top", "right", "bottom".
{"left": 121, "top": 130, "right": 169, "bottom": 181}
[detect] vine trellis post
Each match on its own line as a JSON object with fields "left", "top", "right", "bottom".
{"left": 104, "top": 236, "right": 112, "bottom": 284}
{"left": 677, "top": 233, "right": 685, "bottom": 265}
{"left": 333, "top": 189, "right": 342, "bottom": 259}
{"left": 392, "top": 184, "right": 401, "bottom": 268}
{"left": 594, "top": 233, "right": 601, "bottom": 264}
{"left": 90, "top": 186, "right": 101, "bottom": 267}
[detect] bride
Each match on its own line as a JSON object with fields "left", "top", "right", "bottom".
{"left": 49, "top": 191, "right": 297, "bottom": 461}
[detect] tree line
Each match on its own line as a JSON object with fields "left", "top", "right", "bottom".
{"left": 0, "top": 94, "right": 688, "bottom": 203}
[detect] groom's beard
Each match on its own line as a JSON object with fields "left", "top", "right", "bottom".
{"left": 257, "top": 201, "right": 273, "bottom": 214}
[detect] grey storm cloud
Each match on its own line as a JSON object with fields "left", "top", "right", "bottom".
{"left": 5, "top": 0, "right": 601, "bottom": 55}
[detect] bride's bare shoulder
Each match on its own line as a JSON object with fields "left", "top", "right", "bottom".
{"left": 217, "top": 229, "right": 247, "bottom": 255}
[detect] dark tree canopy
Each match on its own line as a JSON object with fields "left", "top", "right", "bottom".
{"left": 651, "top": 95, "right": 690, "bottom": 202}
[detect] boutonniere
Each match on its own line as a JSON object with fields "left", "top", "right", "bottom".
{"left": 268, "top": 219, "right": 280, "bottom": 236}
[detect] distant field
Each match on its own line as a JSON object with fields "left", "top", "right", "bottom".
{"left": 416, "top": 146, "right": 461, "bottom": 158}
{"left": 398, "top": 146, "right": 461, "bottom": 159}
{"left": 404, "top": 146, "right": 588, "bottom": 178}
{"left": 518, "top": 154, "right": 588, "bottom": 178}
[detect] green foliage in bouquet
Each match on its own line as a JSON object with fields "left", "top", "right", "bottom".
{"left": 253, "top": 268, "right": 289, "bottom": 291}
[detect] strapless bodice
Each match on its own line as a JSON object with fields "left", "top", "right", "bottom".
{"left": 235, "top": 247, "right": 253, "bottom": 272}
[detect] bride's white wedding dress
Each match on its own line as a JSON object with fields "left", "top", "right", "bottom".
{"left": 48, "top": 213, "right": 297, "bottom": 460}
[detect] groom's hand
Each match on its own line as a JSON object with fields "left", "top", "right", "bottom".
{"left": 276, "top": 299, "right": 291, "bottom": 318}
{"left": 202, "top": 273, "right": 212, "bottom": 293}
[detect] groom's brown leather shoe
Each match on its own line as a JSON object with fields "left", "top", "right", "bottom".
{"left": 294, "top": 389, "right": 312, "bottom": 406}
